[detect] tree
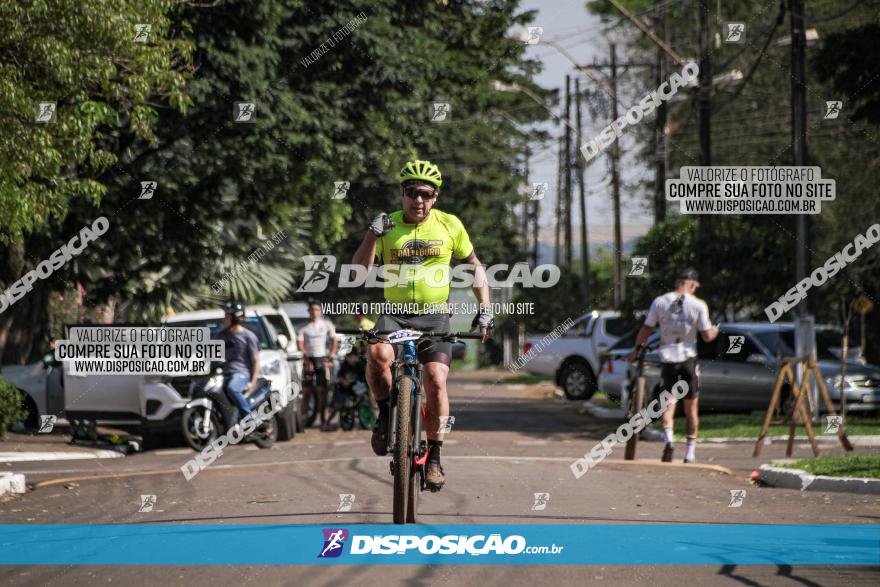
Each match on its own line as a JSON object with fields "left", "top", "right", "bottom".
{"left": 0, "top": 0, "right": 193, "bottom": 362}
{"left": 0, "top": 0, "right": 193, "bottom": 243}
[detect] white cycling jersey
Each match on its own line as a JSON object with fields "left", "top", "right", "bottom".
{"left": 645, "top": 292, "right": 712, "bottom": 363}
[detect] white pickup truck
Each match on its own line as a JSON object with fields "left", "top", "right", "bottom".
{"left": 521, "top": 310, "right": 635, "bottom": 400}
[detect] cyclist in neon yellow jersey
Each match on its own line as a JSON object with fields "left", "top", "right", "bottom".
{"left": 351, "top": 159, "right": 493, "bottom": 490}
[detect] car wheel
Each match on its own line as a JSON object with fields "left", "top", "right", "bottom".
{"left": 277, "top": 402, "right": 296, "bottom": 441}
{"left": 560, "top": 361, "right": 597, "bottom": 401}
{"left": 20, "top": 394, "right": 40, "bottom": 433}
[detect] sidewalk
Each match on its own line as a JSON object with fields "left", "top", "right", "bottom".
{"left": 573, "top": 396, "right": 880, "bottom": 494}
{"left": 0, "top": 432, "right": 128, "bottom": 463}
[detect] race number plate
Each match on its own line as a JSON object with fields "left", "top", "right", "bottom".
{"left": 385, "top": 329, "right": 423, "bottom": 344}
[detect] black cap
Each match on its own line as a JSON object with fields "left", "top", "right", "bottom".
{"left": 677, "top": 268, "right": 699, "bottom": 282}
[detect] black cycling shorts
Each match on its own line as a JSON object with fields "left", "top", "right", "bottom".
{"left": 660, "top": 358, "right": 700, "bottom": 399}
{"left": 374, "top": 313, "right": 451, "bottom": 366}
{"left": 304, "top": 357, "right": 328, "bottom": 387}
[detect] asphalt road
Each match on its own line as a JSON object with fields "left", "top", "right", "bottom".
{"left": 2, "top": 370, "right": 878, "bottom": 586}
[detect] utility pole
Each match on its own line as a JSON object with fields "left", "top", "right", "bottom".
{"left": 564, "top": 74, "right": 573, "bottom": 267}
{"left": 610, "top": 44, "right": 623, "bottom": 306}
{"left": 791, "top": 0, "right": 810, "bottom": 316}
{"left": 698, "top": 0, "right": 711, "bottom": 166}
{"left": 523, "top": 146, "right": 531, "bottom": 259}
{"left": 554, "top": 138, "right": 562, "bottom": 267}
{"left": 790, "top": 0, "right": 816, "bottom": 419}
{"left": 531, "top": 176, "right": 540, "bottom": 266}
{"left": 696, "top": 0, "right": 713, "bottom": 301}
{"left": 653, "top": 0, "right": 668, "bottom": 224}
{"left": 575, "top": 77, "right": 590, "bottom": 296}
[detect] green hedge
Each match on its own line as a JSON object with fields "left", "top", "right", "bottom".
{"left": 0, "top": 377, "right": 27, "bottom": 439}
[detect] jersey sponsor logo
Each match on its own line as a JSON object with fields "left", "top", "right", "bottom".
{"left": 390, "top": 239, "right": 442, "bottom": 265}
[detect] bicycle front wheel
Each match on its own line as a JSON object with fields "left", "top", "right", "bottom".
{"left": 392, "top": 375, "right": 413, "bottom": 524}
{"left": 406, "top": 388, "right": 422, "bottom": 524}
{"left": 624, "top": 376, "right": 646, "bottom": 460}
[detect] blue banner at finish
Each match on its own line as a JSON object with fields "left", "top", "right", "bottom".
{"left": 0, "top": 524, "right": 877, "bottom": 565}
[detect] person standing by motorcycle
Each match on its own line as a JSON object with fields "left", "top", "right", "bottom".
{"left": 216, "top": 301, "right": 261, "bottom": 427}
{"left": 297, "top": 301, "right": 338, "bottom": 431}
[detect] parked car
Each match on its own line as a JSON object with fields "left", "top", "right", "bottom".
{"left": 251, "top": 304, "right": 304, "bottom": 386}
{"left": 597, "top": 329, "right": 660, "bottom": 405}
{"left": 281, "top": 301, "right": 310, "bottom": 333}
{"left": 164, "top": 309, "right": 299, "bottom": 441}
{"left": 522, "top": 310, "right": 640, "bottom": 400}
{"left": 2, "top": 352, "right": 65, "bottom": 431}
{"left": 3, "top": 323, "right": 196, "bottom": 445}
{"left": 600, "top": 322, "right": 880, "bottom": 413}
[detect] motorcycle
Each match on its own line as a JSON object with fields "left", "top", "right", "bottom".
{"left": 181, "top": 363, "right": 279, "bottom": 451}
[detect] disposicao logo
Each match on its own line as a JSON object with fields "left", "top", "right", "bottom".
{"left": 318, "top": 528, "right": 349, "bottom": 558}
{"left": 316, "top": 529, "right": 562, "bottom": 557}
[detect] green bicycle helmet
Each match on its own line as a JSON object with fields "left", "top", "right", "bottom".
{"left": 399, "top": 159, "right": 442, "bottom": 188}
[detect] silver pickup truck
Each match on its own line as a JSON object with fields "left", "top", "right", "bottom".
{"left": 521, "top": 310, "right": 634, "bottom": 400}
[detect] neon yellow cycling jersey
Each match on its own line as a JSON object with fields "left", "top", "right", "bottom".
{"left": 375, "top": 209, "right": 474, "bottom": 310}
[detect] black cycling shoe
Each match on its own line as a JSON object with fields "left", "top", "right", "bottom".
{"left": 371, "top": 414, "right": 388, "bottom": 456}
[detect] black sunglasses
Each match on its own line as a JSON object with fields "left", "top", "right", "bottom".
{"left": 403, "top": 186, "right": 437, "bottom": 199}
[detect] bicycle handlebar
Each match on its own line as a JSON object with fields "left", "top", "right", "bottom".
{"left": 336, "top": 327, "right": 486, "bottom": 341}
{"left": 606, "top": 341, "right": 658, "bottom": 362}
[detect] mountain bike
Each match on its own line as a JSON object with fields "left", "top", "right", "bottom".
{"left": 338, "top": 381, "right": 375, "bottom": 431}
{"left": 337, "top": 327, "right": 484, "bottom": 524}
{"left": 623, "top": 343, "right": 654, "bottom": 460}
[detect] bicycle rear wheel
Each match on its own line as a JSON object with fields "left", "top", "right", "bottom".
{"left": 392, "top": 375, "right": 413, "bottom": 524}
{"left": 624, "top": 376, "right": 646, "bottom": 460}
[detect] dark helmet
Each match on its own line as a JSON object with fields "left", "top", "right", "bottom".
{"left": 224, "top": 301, "right": 246, "bottom": 320}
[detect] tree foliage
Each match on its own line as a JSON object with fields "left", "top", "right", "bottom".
{"left": 0, "top": 0, "right": 193, "bottom": 244}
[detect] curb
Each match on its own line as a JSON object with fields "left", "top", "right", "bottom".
{"left": 758, "top": 464, "right": 880, "bottom": 495}
{"left": 0, "top": 450, "right": 126, "bottom": 463}
{"left": 579, "top": 401, "right": 625, "bottom": 419}
{"left": 701, "top": 435, "right": 880, "bottom": 446}
{"left": 0, "top": 472, "right": 26, "bottom": 498}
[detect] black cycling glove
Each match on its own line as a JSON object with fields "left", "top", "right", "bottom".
{"left": 471, "top": 304, "right": 495, "bottom": 338}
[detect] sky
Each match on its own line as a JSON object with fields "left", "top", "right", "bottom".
{"left": 516, "top": 0, "right": 655, "bottom": 251}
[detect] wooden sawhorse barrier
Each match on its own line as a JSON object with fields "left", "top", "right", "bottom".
{"left": 753, "top": 354, "right": 853, "bottom": 458}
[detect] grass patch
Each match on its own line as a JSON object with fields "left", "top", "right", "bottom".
{"left": 651, "top": 414, "right": 880, "bottom": 439}
{"left": 779, "top": 455, "right": 880, "bottom": 479}
{"left": 588, "top": 391, "right": 618, "bottom": 410}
